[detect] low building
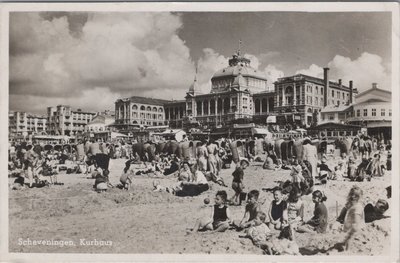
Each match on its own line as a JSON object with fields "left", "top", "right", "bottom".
{"left": 348, "top": 83, "right": 392, "bottom": 141}
{"left": 86, "top": 113, "right": 115, "bottom": 133}
{"left": 307, "top": 122, "right": 362, "bottom": 139}
{"left": 319, "top": 104, "right": 354, "bottom": 124}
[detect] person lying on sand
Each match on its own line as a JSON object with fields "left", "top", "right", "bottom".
{"left": 364, "top": 199, "right": 389, "bottom": 223}
{"left": 190, "top": 190, "right": 232, "bottom": 233}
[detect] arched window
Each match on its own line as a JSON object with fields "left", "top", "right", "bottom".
{"left": 153, "top": 107, "right": 157, "bottom": 112}
{"left": 285, "top": 86, "right": 293, "bottom": 94}
{"left": 307, "top": 108, "right": 313, "bottom": 113}
{"left": 147, "top": 106, "right": 151, "bottom": 111}
{"left": 158, "top": 108, "right": 163, "bottom": 112}
{"left": 140, "top": 106, "right": 145, "bottom": 111}
{"left": 132, "top": 104, "right": 138, "bottom": 110}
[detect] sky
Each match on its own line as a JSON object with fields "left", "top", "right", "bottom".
{"left": 9, "top": 11, "right": 392, "bottom": 114}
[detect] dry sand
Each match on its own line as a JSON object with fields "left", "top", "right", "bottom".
{"left": 9, "top": 156, "right": 392, "bottom": 255}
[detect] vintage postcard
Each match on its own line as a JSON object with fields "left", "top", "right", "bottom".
{"left": 0, "top": 2, "right": 398, "bottom": 262}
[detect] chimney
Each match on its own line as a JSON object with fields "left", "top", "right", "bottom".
{"left": 338, "top": 79, "right": 342, "bottom": 86}
{"left": 349, "top": 80, "right": 353, "bottom": 104}
{"left": 372, "top": 83, "right": 377, "bottom": 89}
{"left": 323, "top": 67, "right": 329, "bottom": 106}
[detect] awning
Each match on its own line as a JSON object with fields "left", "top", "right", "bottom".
{"left": 367, "top": 121, "right": 392, "bottom": 128}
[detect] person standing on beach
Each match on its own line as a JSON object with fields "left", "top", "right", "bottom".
{"left": 196, "top": 141, "right": 208, "bottom": 172}
{"left": 302, "top": 138, "right": 318, "bottom": 179}
{"left": 230, "top": 159, "right": 249, "bottom": 205}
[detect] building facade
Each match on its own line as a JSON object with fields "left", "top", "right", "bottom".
{"left": 184, "top": 52, "right": 273, "bottom": 129}
{"left": 164, "top": 100, "right": 186, "bottom": 129}
{"left": 274, "top": 68, "right": 357, "bottom": 127}
{"left": 114, "top": 96, "right": 168, "bottom": 133}
{"left": 47, "top": 105, "right": 96, "bottom": 136}
{"left": 319, "top": 104, "right": 354, "bottom": 125}
{"left": 9, "top": 111, "right": 47, "bottom": 137}
{"left": 348, "top": 83, "right": 392, "bottom": 140}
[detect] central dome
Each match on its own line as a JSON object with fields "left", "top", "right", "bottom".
{"left": 212, "top": 53, "right": 267, "bottom": 80}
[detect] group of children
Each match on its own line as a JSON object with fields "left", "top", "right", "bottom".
{"left": 190, "top": 176, "right": 390, "bottom": 254}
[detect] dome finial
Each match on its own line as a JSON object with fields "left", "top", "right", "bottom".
{"left": 237, "top": 39, "right": 242, "bottom": 56}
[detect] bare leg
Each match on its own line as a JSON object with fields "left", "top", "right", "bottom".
{"left": 213, "top": 221, "right": 230, "bottom": 232}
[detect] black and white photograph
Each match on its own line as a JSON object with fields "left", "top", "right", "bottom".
{"left": 1, "top": 2, "right": 399, "bottom": 262}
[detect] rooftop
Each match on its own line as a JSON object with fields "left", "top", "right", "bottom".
{"left": 118, "top": 96, "right": 171, "bottom": 106}
{"left": 320, "top": 104, "right": 353, "bottom": 113}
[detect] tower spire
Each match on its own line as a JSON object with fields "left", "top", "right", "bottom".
{"left": 237, "top": 39, "right": 242, "bottom": 56}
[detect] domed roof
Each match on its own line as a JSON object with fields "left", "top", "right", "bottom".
{"left": 212, "top": 53, "right": 268, "bottom": 80}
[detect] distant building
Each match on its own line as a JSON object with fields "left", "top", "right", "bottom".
{"left": 86, "top": 113, "right": 115, "bottom": 133}
{"left": 319, "top": 104, "right": 354, "bottom": 124}
{"left": 274, "top": 68, "right": 358, "bottom": 127}
{"left": 348, "top": 83, "right": 392, "bottom": 141}
{"left": 114, "top": 96, "right": 168, "bottom": 133}
{"left": 47, "top": 105, "right": 96, "bottom": 136}
{"left": 8, "top": 111, "right": 47, "bottom": 138}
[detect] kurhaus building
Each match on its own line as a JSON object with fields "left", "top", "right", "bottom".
{"left": 114, "top": 51, "right": 360, "bottom": 133}
{"left": 184, "top": 52, "right": 274, "bottom": 129}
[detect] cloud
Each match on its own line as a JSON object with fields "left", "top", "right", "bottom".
{"left": 295, "top": 53, "right": 391, "bottom": 92}
{"left": 10, "top": 87, "right": 122, "bottom": 114}
{"left": 10, "top": 12, "right": 195, "bottom": 113}
{"left": 327, "top": 53, "right": 391, "bottom": 91}
{"left": 295, "top": 64, "right": 324, "bottom": 78}
{"left": 263, "top": 65, "right": 284, "bottom": 88}
{"left": 196, "top": 48, "right": 228, "bottom": 93}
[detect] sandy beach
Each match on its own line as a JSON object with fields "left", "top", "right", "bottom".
{"left": 9, "top": 156, "right": 391, "bottom": 255}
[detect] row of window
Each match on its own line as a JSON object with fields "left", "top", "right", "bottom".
{"left": 121, "top": 105, "right": 164, "bottom": 112}
{"left": 355, "top": 108, "right": 392, "bottom": 117}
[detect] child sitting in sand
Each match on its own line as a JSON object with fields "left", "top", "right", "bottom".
{"left": 267, "top": 187, "right": 287, "bottom": 230}
{"left": 297, "top": 190, "right": 328, "bottom": 233}
{"left": 239, "top": 190, "right": 262, "bottom": 229}
{"left": 244, "top": 211, "right": 271, "bottom": 246}
{"left": 260, "top": 226, "right": 300, "bottom": 255}
{"left": 317, "top": 157, "right": 331, "bottom": 184}
{"left": 120, "top": 163, "right": 135, "bottom": 191}
{"left": 364, "top": 199, "right": 389, "bottom": 223}
{"left": 289, "top": 161, "right": 305, "bottom": 190}
{"left": 191, "top": 190, "right": 232, "bottom": 232}
{"left": 283, "top": 186, "right": 304, "bottom": 230}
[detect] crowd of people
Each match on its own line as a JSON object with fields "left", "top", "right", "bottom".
{"left": 7, "top": 133, "right": 392, "bottom": 255}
